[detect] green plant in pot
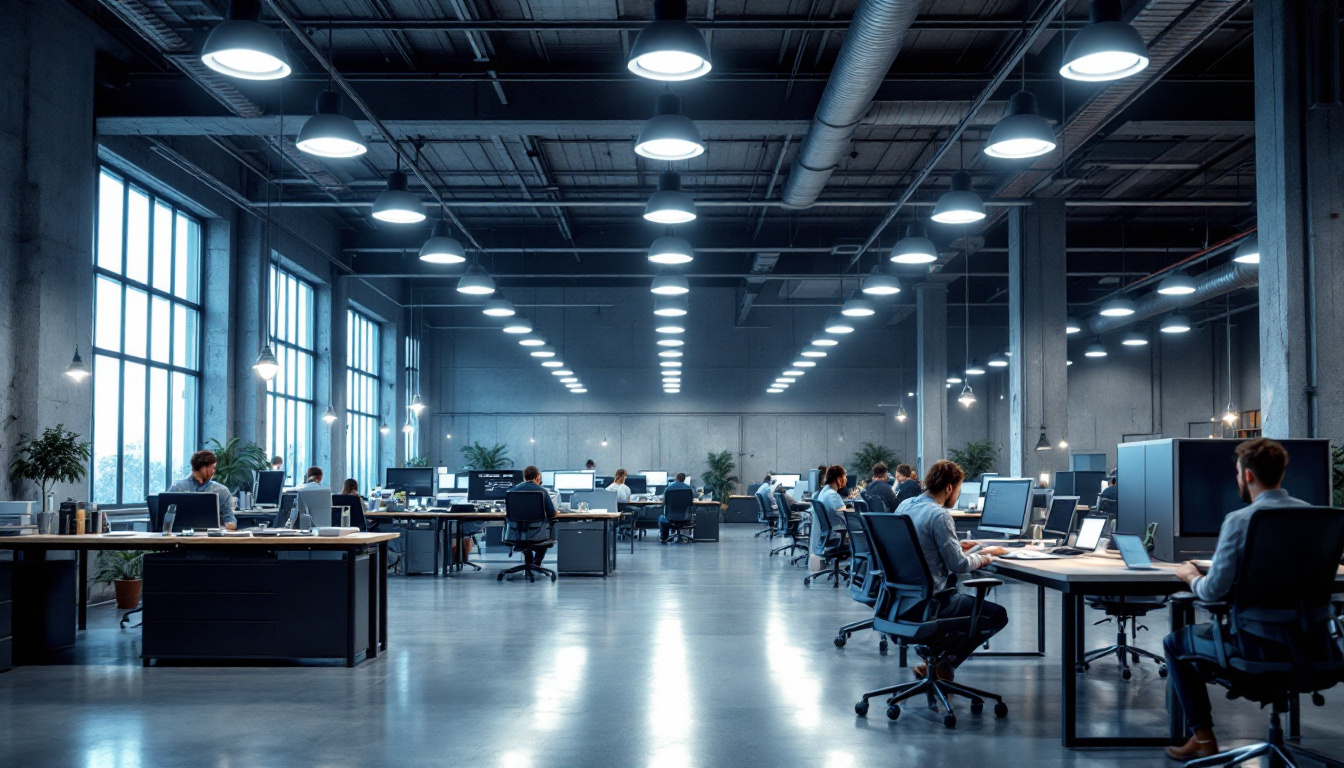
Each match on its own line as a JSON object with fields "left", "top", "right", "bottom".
{"left": 405, "top": 456, "right": 431, "bottom": 468}
{"left": 702, "top": 450, "right": 739, "bottom": 507}
{"left": 948, "top": 439, "right": 997, "bottom": 480}
{"left": 460, "top": 442, "right": 513, "bottom": 470}
{"left": 94, "top": 550, "right": 145, "bottom": 609}
{"left": 204, "top": 437, "right": 269, "bottom": 494}
{"left": 850, "top": 442, "right": 900, "bottom": 480}
{"left": 9, "top": 424, "right": 91, "bottom": 529}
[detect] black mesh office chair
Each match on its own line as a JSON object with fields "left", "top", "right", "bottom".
{"left": 804, "top": 499, "right": 850, "bottom": 587}
{"left": 1171, "top": 506, "right": 1344, "bottom": 768}
{"left": 859, "top": 490, "right": 889, "bottom": 512}
{"left": 855, "top": 512, "right": 1008, "bottom": 728}
{"left": 754, "top": 492, "right": 778, "bottom": 538}
{"left": 498, "top": 491, "right": 556, "bottom": 583}
{"left": 332, "top": 494, "right": 368, "bottom": 530}
{"left": 835, "top": 503, "right": 891, "bottom": 654}
{"left": 770, "top": 492, "right": 808, "bottom": 560}
{"left": 1081, "top": 595, "right": 1169, "bottom": 679}
{"left": 661, "top": 488, "right": 695, "bottom": 544}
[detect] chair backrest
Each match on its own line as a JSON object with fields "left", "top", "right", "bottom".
{"left": 295, "top": 486, "right": 334, "bottom": 528}
{"left": 754, "top": 492, "right": 773, "bottom": 523}
{"left": 1235, "top": 507, "right": 1344, "bottom": 611}
{"left": 809, "top": 499, "right": 835, "bottom": 539}
{"left": 331, "top": 494, "right": 367, "bottom": 530}
{"left": 570, "top": 489, "right": 619, "bottom": 513}
{"left": 852, "top": 499, "right": 869, "bottom": 513}
{"left": 775, "top": 493, "right": 793, "bottom": 534}
{"left": 146, "top": 494, "right": 161, "bottom": 531}
{"left": 663, "top": 488, "right": 694, "bottom": 522}
{"left": 861, "top": 512, "right": 934, "bottom": 620}
{"left": 276, "top": 491, "right": 297, "bottom": 528}
{"left": 504, "top": 490, "right": 550, "bottom": 542}
{"left": 845, "top": 507, "right": 880, "bottom": 604}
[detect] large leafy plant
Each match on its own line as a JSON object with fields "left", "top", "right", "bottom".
{"left": 405, "top": 456, "right": 431, "bottom": 468}
{"left": 460, "top": 442, "right": 513, "bottom": 470}
{"left": 1333, "top": 446, "right": 1344, "bottom": 508}
{"left": 850, "top": 442, "right": 900, "bottom": 479}
{"left": 948, "top": 439, "right": 998, "bottom": 480}
{"left": 702, "top": 450, "right": 739, "bottom": 504}
{"left": 93, "top": 550, "right": 144, "bottom": 583}
{"left": 9, "top": 424, "right": 91, "bottom": 512}
{"left": 204, "top": 437, "right": 269, "bottom": 493}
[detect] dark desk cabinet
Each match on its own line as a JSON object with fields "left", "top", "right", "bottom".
{"left": 0, "top": 563, "right": 11, "bottom": 671}
{"left": 555, "top": 520, "right": 613, "bottom": 576}
{"left": 142, "top": 551, "right": 371, "bottom": 665}
{"left": 10, "top": 558, "right": 76, "bottom": 664}
{"left": 723, "top": 496, "right": 759, "bottom": 523}
{"left": 692, "top": 508, "right": 721, "bottom": 542}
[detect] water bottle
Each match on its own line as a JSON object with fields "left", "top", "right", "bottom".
{"left": 340, "top": 506, "right": 352, "bottom": 529}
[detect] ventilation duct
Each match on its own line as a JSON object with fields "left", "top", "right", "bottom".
{"left": 1087, "top": 261, "right": 1258, "bottom": 336}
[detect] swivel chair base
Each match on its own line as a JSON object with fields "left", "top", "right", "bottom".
{"left": 804, "top": 557, "right": 849, "bottom": 588}
{"left": 1187, "top": 704, "right": 1335, "bottom": 768}
{"left": 120, "top": 606, "right": 142, "bottom": 628}
{"left": 1080, "top": 615, "right": 1167, "bottom": 680}
{"left": 855, "top": 652, "right": 1008, "bottom": 728}
{"left": 755, "top": 520, "right": 778, "bottom": 538}
{"left": 834, "top": 618, "right": 891, "bottom": 654}
{"left": 497, "top": 561, "right": 557, "bottom": 583}
{"left": 771, "top": 530, "right": 807, "bottom": 558}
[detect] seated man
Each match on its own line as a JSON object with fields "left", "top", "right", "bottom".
{"left": 298, "top": 466, "right": 325, "bottom": 489}
{"left": 505, "top": 466, "right": 559, "bottom": 569}
{"left": 865, "top": 462, "right": 899, "bottom": 512}
{"left": 754, "top": 473, "right": 777, "bottom": 514}
{"left": 1163, "top": 438, "right": 1308, "bottom": 762}
{"left": 167, "top": 449, "right": 238, "bottom": 530}
{"left": 892, "top": 463, "right": 923, "bottom": 510}
{"left": 897, "top": 459, "right": 1008, "bottom": 681}
{"left": 659, "top": 473, "right": 694, "bottom": 543}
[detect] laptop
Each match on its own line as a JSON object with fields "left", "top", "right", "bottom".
{"left": 1113, "top": 533, "right": 1158, "bottom": 570}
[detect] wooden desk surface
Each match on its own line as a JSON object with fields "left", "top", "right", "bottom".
{"left": 365, "top": 510, "right": 620, "bottom": 521}
{"left": 620, "top": 499, "right": 720, "bottom": 506}
{"left": 0, "top": 532, "right": 399, "bottom": 550}
{"left": 992, "top": 555, "right": 1184, "bottom": 584}
{"left": 949, "top": 511, "right": 982, "bottom": 520}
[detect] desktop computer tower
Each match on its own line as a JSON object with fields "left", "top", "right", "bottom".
{"left": 402, "top": 522, "right": 439, "bottom": 575}
{"left": 1116, "top": 438, "right": 1331, "bottom": 562}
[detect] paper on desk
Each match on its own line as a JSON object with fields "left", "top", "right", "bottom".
{"left": 998, "top": 549, "right": 1063, "bottom": 560}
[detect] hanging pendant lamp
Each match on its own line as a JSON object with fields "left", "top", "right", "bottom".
{"left": 201, "top": 0, "right": 291, "bottom": 80}
{"left": 635, "top": 92, "right": 705, "bottom": 160}
{"left": 419, "top": 219, "right": 466, "bottom": 264}
{"left": 627, "top": 0, "right": 712, "bottom": 81}
{"left": 372, "top": 171, "right": 425, "bottom": 224}
{"left": 296, "top": 91, "right": 366, "bottom": 158}
{"left": 1060, "top": 0, "right": 1150, "bottom": 82}
{"left": 932, "top": 171, "right": 985, "bottom": 224}
{"left": 984, "top": 91, "right": 1056, "bottom": 159}
{"left": 456, "top": 265, "right": 496, "bottom": 296}
{"left": 890, "top": 221, "right": 938, "bottom": 264}
{"left": 65, "top": 346, "right": 91, "bottom": 382}
{"left": 644, "top": 171, "right": 696, "bottom": 224}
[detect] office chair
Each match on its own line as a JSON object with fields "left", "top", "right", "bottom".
{"left": 770, "top": 492, "right": 808, "bottom": 560}
{"left": 804, "top": 499, "right": 850, "bottom": 588}
{"left": 834, "top": 504, "right": 892, "bottom": 654}
{"left": 498, "top": 491, "right": 556, "bottom": 583}
{"left": 859, "top": 490, "right": 889, "bottom": 512}
{"left": 1170, "top": 506, "right": 1344, "bottom": 768}
{"left": 661, "top": 488, "right": 695, "bottom": 544}
{"left": 854, "top": 512, "right": 1008, "bottom": 728}
{"left": 1080, "top": 595, "right": 1169, "bottom": 679}
{"left": 754, "top": 492, "right": 778, "bottom": 538}
{"left": 332, "top": 494, "right": 368, "bottom": 530}
{"left": 633, "top": 502, "right": 662, "bottom": 541}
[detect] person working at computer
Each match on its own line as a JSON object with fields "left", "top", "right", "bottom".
{"left": 1097, "top": 470, "right": 1118, "bottom": 515}
{"left": 865, "top": 463, "right": 899, "bottom": 512}
{"left": 755, "top": 473, "right": 777, "bottom": 512}
{"left": 507, "top": 466, "right": 559, "bottom": 568}
{"left": 299, "top": 466, "right": 325, "bottom": 489}
{"left": 585, "top": 459, "right": 597, "bottom": 472}
{"left": 606, "top": 469, "right": 633, "bottom": 504}
{"left": 816, "top": 466, "right": 853, "bottom": 517}
{"left": 897, "top": 459, "right": 1009, "bottom": 681}
{"left": 341, "top": 478, "right": 359, "bottom": 495}
{"left": 658, "top": 473, "right": 695, "bottom": 542}
{"left": 1161, "top": 438, "right": 1309, "bottom": 762}
{"left": 166, "top": 450, "right": 238, "bottom": 530}
{"left": 893, "top": 463, "right": 922, "bottom": 509}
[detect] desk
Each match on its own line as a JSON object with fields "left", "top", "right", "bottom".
{"left": 724, "top": 496, "right": 760, "bottom": 523}
{"left": 0, "top": 532, "right": 395, "bottom": 667}
{"left": 949, "top": 511, "right": 981, "bottom": 534}
{"left": 620, "top": 500, "right": 721, "bottom": 543}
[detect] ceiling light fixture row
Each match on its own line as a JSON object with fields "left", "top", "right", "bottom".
{"left": 651, "top": 275, "right": 690, "bottom": 395}
{"left": 769, "top": 288, "right": 887, "bottom": 394}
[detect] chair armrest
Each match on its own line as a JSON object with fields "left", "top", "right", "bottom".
{"left": 962, "top": 578, "right": 1002, "bottom": 592}
{"left": 1169, "top": 591, "right": 1197, "bottom": 604}
{"left": 1194, "top": 600, "right": 1231, "bottom": 615}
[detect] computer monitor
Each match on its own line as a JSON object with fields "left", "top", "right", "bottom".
{"left": 555, "top": 471, "right": 596, "bottom": 492}
{"left": 541, "top": 470, "right": 557, "bottom": 488}
{"left": 1074, "top": 515, "right": 1108, "bottom": 551}
{"left": 626, "top": 476, "right": 648, "bottom": 495}
{"left": 955, "top": 482, "right": 981, "bottom": 510}
{"left": 773, "top": 473, "right": 801, "bottom": 489}
{"left": 386, "top": 468, "right": 434, "bottom": 499}
{"left": 641, "top": 470, "right": 668, "bottom": 487}
{"left": 1054, "top": 470, "right": 1107, "bottom": 502}
{"left": 469, "top": 470, "right": 523, "bottom": 502}
{"left": 1044, "top": 496, "right": 1080, "bottom": 538}
{"left": 253, "top": 470, "right": 285, "bottom": 506}
{"left": 158, "top": 492, "right": 220, "bottom": 531}
{"left": 292, "top": 486, "right": 333, "bottom": 529}
{"left": 436, "top": 467, "right": 454, "bottom": 491}
{"left": 979, "top": 478, "right": 1034, "bottom": 536}
{"left": 1032, "top": 488, "right": 1054, "bottom": 511}
{"left": 807, "top": 469, "right": 821, "bottom": 495}
{"left": 977, "top": 473, "right": 999, "bottom": 494}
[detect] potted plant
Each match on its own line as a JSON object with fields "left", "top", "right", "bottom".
{"left": 94, "top": 550, "right": 145, "bottom": 609}
{"left": 460, "top": 442, "right": 513, "bottom": 470}
{"left": 204, "top": 437, "right": 269, "bottom": 494}
{"left": 850, "top": 442, "right": 900, "bottom": 480}
{"left": 948, "top": 439, "right": 998, "bottom": 479}
{"left": 702, "top": 450, "right": 739, "bottom": 507}
{"left": 405, "top": 456, "right": 431, "bottom": 468}
{"left": 9, "top": 424, "right": 91, "bottom": 529}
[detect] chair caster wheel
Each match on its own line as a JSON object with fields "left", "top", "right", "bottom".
{"left": 879, "top": 639, "right": 889, "bottom": 654}
{"left": 1075, "top": 663, "right": 1087, "bottom": 673}
{"left": 970, "top": 700, "right": 984, "bottom": 715}
{"left": 1158, "top": 667, "right": 1169, "bottom": 678}
{"left": 1132, "top": 652, "right": 1141, "bottom": 663}
{"left": 994, "top": 702, "right": 1008, "bottom": 718}
{"left": 855, "top": 700, "right": 869, "bottom": 717}
{"left": 550, "top": 575, "right": 557, "bottom": 583}
{"left": 497, "top": 573, "right": 504, "bottom": 581}
{"left": 886, "top": 704, "right": 901, "bottom": 721}
{"left": 1122, "top": 668, "right": 1132, "bottom": 680}
{"left": 943, "top": 713, "right": 956, "bottom": 728}
{"left": 1313, "top": 693, "right": 1326, "bottom": 706}
{"left": 834, "top": 636, "right": 846, "bottom": 648}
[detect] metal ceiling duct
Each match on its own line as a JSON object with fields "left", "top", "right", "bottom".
{"left": 780, "top": 0, "right": 926, "bottom": 209}
{"left": 1087, "top": 261, "right": 1259, "bottom": 336}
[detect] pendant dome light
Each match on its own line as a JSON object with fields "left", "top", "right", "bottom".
{"left": 372, "top": 170, "right": 425, "bottom": 224}
{"left": 946, "top": 372, "right": 964, "bottom": 385}
{"left": 1157, "top": 271, "right": 1197, "bottom": 295}
{"left": 801, "top": 347, "right": 827, "bottom": 358}
{"left": 297, "top": 92, "right": 366, "bottom": 158}
{"left": 402, "top": 419, "right": 414, "bottom": 435}
{"left": 1098, "top": 296, "right": 1137, "bottom": 317}
{"left": 322, "top": 405, "right": 338, "bottom": 424}
{"left": 1065, "top": 316, "right": 1083, "bottom": 334}
{"left": 653, "top": 296, "right": 689, "bottom": 317}
{"left": 1160, "top": 314, "right": 1192, "bottom": 334}
{"left": 201, "top": 0, "right": 291, "bottom": 80}
{"left": 1084, "top": 340, "right": 1108, "bottom": 358}
{"left": 635, "top": 92, "right": 705, "bottom": 160}
{"left": 988, "top": 351, "right": 1009, "bottom": 368}
{"left": 958, "top": 383, "right": 977, "bottom": 407}
{"left": 984, "top": 91, "right": 1056, "bottom": 159}
{"left": 655, "top": 321, "right": 685, "bottom": 334}
{"left": 1060, "top": 0, "right": 1150, "bottom": 82}
{"left": 502, "top": 317, "right": 533, "bottom": 334}
{"left": 1034, "top": 430, "right": 1052, "bottom": 451}
{"left": 482, "top": 298, "right": 517, "bottom": 317}
{"left": 644, "top": 171, "right": 696, "bottom": 224}
{"left": 824, "top": 315, "right": 855, "bottom": 334}
{"left": 841, "top": 296, "right": 876, "bottom": 317}
{"left": 1233, "top": 233, "right": 1259, "bottom": 264}
{"left": 890, "top": 221, "right": 939, "bottom": 264}
{"left": 419, "top": 218, "right": 467, "bottom": 264}
{"left": 65, "top": 346, "right": 91, "bottom": 382}
{"left": 932, "top": 171, "right": 986, "bottom": 224}
{"left": 456, "top": 264, "right": 496, "bottom": 295}
{"left": 896, "top": 405, "right": 908, "bottom": 423}
{"left": 518, "top": 335, "right": 546, "bottom": 347}
{"left": 810, "top": 333, "right": 838, "bottom": 348}
{"left": 627, "top": 0, "right": 712, "bottom": 81}
{"left": 529, "top": 345, "right": 557, "bottom": 359}
{"left": 379, "top": 422, "right": 390, "bottom": 435}
{"left": 409, "top": 394, "right": 426, "bottom": 415}
{"left": 254, "top": 345, "right": 280, "bottom": 381}
{"left": 860, "top": 267, "right": 901, "bottom": 296}
{"left": 1122, "top": 330, "right": 1149, "bottom": 346}
{"left": 650, "top": 271, "right": 690, "bottom": 295}
{"left": 647, "top": 233, "right": 694, "bottom": 265}
{"left": 966, "top": 359, "right": 986, "bottom": 376}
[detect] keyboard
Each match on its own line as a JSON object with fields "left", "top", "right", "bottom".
{"left": 1050, "top": 547, "right": 1088, "bottom": 557}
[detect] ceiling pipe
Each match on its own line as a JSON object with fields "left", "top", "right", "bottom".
{"left": 780, "top": 0, "right": 926, "bottom": 209}
{"left": 1087, "top": 260, "right": 1259, "bottom": 336}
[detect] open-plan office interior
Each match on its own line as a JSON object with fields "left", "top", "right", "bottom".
{"left": 3, "top": 0, "right": 1344, "bottom": 765}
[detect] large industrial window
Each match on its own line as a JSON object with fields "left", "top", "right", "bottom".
{"left": 346, "top": 310, "right": 381, "bottom": 492}
{"left": 266, "top": 264, "right": 315, "bottom": 483}
{"left": 91, "top": 167, "right": 202, "bottom": 505}
{"left": 404, "top": 335, "right": 420, "bottom": 461}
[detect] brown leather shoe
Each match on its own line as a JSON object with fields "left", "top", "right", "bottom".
{"left": 912, "top": 662, "right": 955, "bottom": 682}
{"left": 912, "top": 663, "right": 928, "bottom": 679}
{"left": 1165, "top": 730, "right": 1218, "bottom": 761}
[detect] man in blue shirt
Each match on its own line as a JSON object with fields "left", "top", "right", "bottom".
{"left": 506, "top": 466, "right": 559, "bottom": 568}
{"left": 754, "top": 473, "right": 777, "bottom": 515}
{"left": 166, "top": 450, "right": 237, "bottom": 529}
{"left": 1162, "top": 438, "right": 1309, "bottom": 762}
{"left": 864, "top": 463, "right": 898, "bottom": 512}
{"left": 659, "top": 473, "right": 694, "bottom": 542}
{"left": 892, "top": 463, "right": 923, "bottom": 510}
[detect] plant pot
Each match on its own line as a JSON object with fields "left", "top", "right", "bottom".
{"left": 113, "top": 579, "right": 142, "bottom": 609}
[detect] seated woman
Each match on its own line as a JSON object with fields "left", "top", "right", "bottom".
{"left": 811, "top": 465, "right": 853, "bottom": 551}
{"left": 606, "top": 469, "right": 633, "bottom": 504}
{"left": 896, "top": 459, "right": 1010, "bottom": 681}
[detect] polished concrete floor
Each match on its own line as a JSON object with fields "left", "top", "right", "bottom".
{"left": 2, "top": 527, "right": 1342, "bottom": 767}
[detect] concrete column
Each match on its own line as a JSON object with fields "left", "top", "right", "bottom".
{"left": 916, "top": 283, "right": 948, "bottom": 474}
{"left": 1255, "top": 0, "right": 1344, "bottom": 441}
{"left": 316, "top": 276, "right": 349, "bottom": 480}
{"left": 231, "top": 211, "right": 267, "bottom": 444}
{"left": 1008, "top": 199, "right": 1069, "bottom": 481}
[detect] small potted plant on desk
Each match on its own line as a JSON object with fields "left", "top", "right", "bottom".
{"left": 8, "top": 423, "right": 91, "bottom": 534}
{"left": 93, "top": 550, "right": 145, "bottom": 609}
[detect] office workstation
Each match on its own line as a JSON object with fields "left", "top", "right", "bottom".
{"left": 7, "top": 1, "right": 1344, "bottom": 766}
